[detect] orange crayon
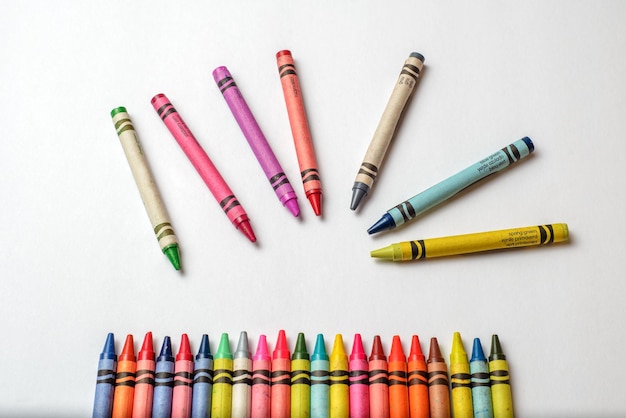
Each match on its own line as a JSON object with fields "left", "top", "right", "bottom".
{"left": 388, "top": 336, "right": 409, "bottom": 418}
{"left": 276, "top": 50, "right": 323, "bottom": 216}
{"left": 407, "top": 335, "right": 429, "bottom": 418}
{"left": 112, "top": 334, "right": 136, "bottom": 418}
{"left": 271, "top": 330, "right": 291, "bottom": 418}
{"left": 427, "top": 338, "right": 450, "bottom": 418}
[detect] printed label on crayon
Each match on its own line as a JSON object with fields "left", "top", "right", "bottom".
{"left": 501, "top": 229, "right": 539, "bottom": 247}
{"left": 476, "top": 153, "right": 507, "bottom": 174}
{"left": 398, "top": 75, "right": 415, "bottom": 88}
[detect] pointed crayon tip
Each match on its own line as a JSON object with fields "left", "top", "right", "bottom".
{"left": 119, "top": 334, "right": 135, "bottom": 361}
{"left": 489, "top": 334, "right": 506, "bottom": 361}
{"left": 308, "top": 193, "right": 322, "bottom": 216}
{"left": 409, "top": 335, "right": 425, "bottom": 362}
{"left": 293, "top": 332, "right": 309, "bottom": 360}
{"left": 450, "top": 332, "right": 467, "bottom": 364}
{"left": 216, "top": 333, "right": 233, "bottom": 359}
{"left": 197, "top": 334, "right": 213, "bottom": 359}
{"left": 235, "top": 331, "right": 251, "bottom": 359}
{"left": 163, "top": 244, "right": 181, "bottom": 270}
{"left": 176, "top": 333, "right": 193, "bottom": 361}
{"left": 369, "top": 335, "right": 386, "bottom": 361}
{"left": 238, "top": 220, "right": 257, "bottom": 243}
{"left": 350, "top": 183, "right": 369, "bottom": 211}
{"left": 428, "top": 337, "right": 444, "bottom": 363}
{"left": 470, "top": 338, "right": 486, "bottom": 362}
{"left": 158, "top": 336, "right": 174, "bottom": 362}
{"left": 273, "top": 330, "right": 290, "bottom": 359}
{"left": 389, "top": 335, "right": 406, "bottom": 362}
{"left": 370, "top": 245, "right": 395, "bottom": 260}
{"left": 285, "top": 198, "right": 300, "bottom": 217}
{"left": 331, "top": 334, "right": 346, "bottom": 358}
{"left": 367, "top": 213, "right": 396, "bottom": 235}
{"left": 254, "top": 335, "right": 270, "bottom": 361}
{"left": 138, "top": 332, "right": 155, "bottom": 361}
{"left": 312, "top": 334, "right": 328, "bottom": 361}
{"left": 100, "top": 333, "right": 116, "bottom": 360}
{"left": 350, "top": 334, "right": 367, "bottom": 361}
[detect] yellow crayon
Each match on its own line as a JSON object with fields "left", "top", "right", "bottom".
{"left": 370, "top": 223, "right": 568, "bottom": 261}
{"left": 489, "top": 335, "right": 513, "bottom": 418}
{"left": 291, "top": 333, "right": 311, "bottom": 418}
{"left": 450, "top": 332, "right": 473, "bottom": 418}
{"left": 212, "top": 333, "right": 233, "bottom": 418}
{"left": 329, "top": 334, "right": 349, "bottom": 418}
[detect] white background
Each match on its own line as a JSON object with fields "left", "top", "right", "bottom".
{"left": 1, "top": 1, "right": 625, "bottom": 416}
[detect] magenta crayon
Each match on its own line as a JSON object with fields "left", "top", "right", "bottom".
{"left": 276, "top": 50, "right": 323, "bottom": 216}
{"left": 151, "top": 93, "right": 256, "bottom": 242}
{"left": 407, "top": 335, "right": 429, "bottom": 418}
{"left": 132, "top": 332, "right": 156, "bottom": 418}
{"left": 233, "top": 331, "right": 253, "bottom": 418}
{"left": 153, "top": 336, "right": 175, "bottom": 418}
{"left": 212, "top": 66, "right": 300, "bottom": 217}
{"left": 112, "top": 334, "right": 136, "bottom": 418}
{"left": 93, "top": 333, "right": 117, "bottom": 418}
{"left": 271, "top": 330, "right": 291, "bottom": 417}
{"left": 349, "top": 334, "right": 369, "bottom": 418}
{"left": 368, "top": 336, "right": 390, "bottom": 418}
{"left": 251, "top": 335, "right": 271, "bottom": 418}
{"left": 427, "top": 338, "right": 450, "bottom": 418}
{"left": 172, "top": 334, "right": 194, "bottom": 418}
{"left": 388, "top": 336, "right": 409, "bottom": 418}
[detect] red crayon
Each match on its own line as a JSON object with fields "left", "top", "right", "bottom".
{"left": 132, "top": 332, "right": 156, "bottom": 418}
{"left": 368, "top": 336, "right": 390, "bottom": 418}
{"left": 407, "top": 335, "right": 429, "bottom": 418}
{"left": 112, "top": 334, "right": 136, "bottom": 418}
{"left": 271, "top": 330, "right": 291, "bottom": 418}
{"left": 389, "top": 336, "right": 409, "bottom": 418}
{"left": 349, "top": 334, "right": 369, "bottom": 418}
{"left": 172, "top": 334, "right": 193, "bottom": 418}
{"left": 427, "top": 338, "right": 451, "bottom": 418}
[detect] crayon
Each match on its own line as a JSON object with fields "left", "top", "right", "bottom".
{"left": 212, "top": 66, "right": 300, "bottom": 217}
{"left": 489, "top": 335, "right": 513, "bottom": 418}
{"left": 348, "top": 334, "right": 369, "bottom": 418}
{"left": 427, "top": 338, "right": 450, "bottom": 418}
{"left": 329, "top": 334, "right": 349, "bottom": 418}
{"left": 470, "top": 338, "right": 493, "bottom": 418}
{"left": 368, "top": 137, "right": 535, "bottom": 234}
{"left": 407, "top": 335, "right": 429, "bottom": 418}
{"left": 192, "top": 334, "right": 214, "bottom": 418}
{"left": 112, "top": 334, "right": 136, "bottom": 418}
{"left": 368, "top": 335, "right": 390, "bottom": 418}
{"left": 450, "top": 333, "right": 473, "bottom": 418}
{"left": 291, "top": 333, "right": 311, "bottom": 418}
{"left": 276, "top": 50, "right": 323, "bottom": 216}
{"left": 132, "top": 332, "right": 156, "bottom": 418}
{"left": 371, "top": 223, "right": 569, "bottom": 261}
{"left": 152, "top": 336, "right": 175, "bottom": 418}
{"left": 172, "top": 334, "right": 194, "bottom": 418}
{"left": 271, "top": 330, "right": 291, "bottom": 418}
{"left": 350, "top": 52, "right": 425, "bottom": 210}
{"left": 212, "top": 333, "right": 234, "bottom": 418}
{"left": 251, "top": 335, "right": 271, "bottom": 418}
{"left": 388, "top": 336, "right": 409, "bottom": 418}
{"left": 233, "top": 331, "right": 253, "bottom": 418}
{"left": 111, "top": 107, "right": 181, "bottom": 270}
{"left": 93, "top": 333, "right": 117, "bottom": 418}
{"left": 311, "top": 334, "right": 330, "bottom": 418}
{"left": 151, "top": 93, "right": 256, "bottom": 242}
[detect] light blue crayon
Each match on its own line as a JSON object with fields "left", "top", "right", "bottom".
{"left": 152, "top": 336, "right": 175, "bottom": 418}
{"left": 92, "top": 333, "right": 117, "bottom": 418}
{"left": 368, "top": 137, "right": 535, "bottom": 234}
{"left": 470, "top": 338, "right": 494, "bottom": 418}
{"left": 311, "top": 334, "right": 330, "bottom": 418}
{"left": 192, "top": 334, "right": 214, "bottom": 418}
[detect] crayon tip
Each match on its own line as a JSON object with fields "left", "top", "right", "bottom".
{"left": 111, "top": 106, "right": 127, "bottom": 117}
{"left": 293, "top": 332, "right": 309, "bottom": 360}
{"left": 158, "top": 336, "right": 174, "bottom": 362}
{"left": 138, "top": 332, "right": 155, "bottom": 361}
{"left": 470, "top": 338, "right": 486, "bottom": 362}
{"left": 308, "top": 192, "right": 323, "bottom": 216}
{"left": 521, "top": 136, "right": 534, "bottom": 152}
{"left": 331, "top": 334, "right": 346, "bottom": 357}
{"left": 312, "top": 334, "right": 328, "bottom": 361}
{"left": 163, "top": 244, "right": 181, "bottom": 270}
{"left": 216, "top": 333, "right": 233, "bottom": 359}
{"left": 119, "top": 334, "right": 135, "bottom": 362}
{"left": 409, "top": 335, "right": 425, "bottom": 362}
{"left": 367, "top": 213, "right": 396, "bottom": 234}
{"left": 235, "top": 331, "right": 251, "bottom": 359}
{"left": 238, "top": 220, "right": 257, "bottom": 243}
{"left": 389, "top": 335, "right": 406, "bottom": 362}
{"left": 273, "top": 330, "right": 290, "bottom": 359}
{"left": 285, "top": 198, "right": 300, "bottom": 217}
{"left": 350, "top": 182, "right": 369, "bottom": 211}
{"left": 369, "top": 335, "right": 386, "bottom": 361}
{"left": 177, "top": 333, "right": 193, "bottom": 361}
{"left": 254, "top": 335, "right": 270, "bottom": 361}
{"left": 197, "top": 334, "right": 213, "bottom": 359}
{"left": 350, "top": 334, "right": 367, "bottom": 361}
{"left": 276, "top": 49, "right": 292, "bottom": 58}
{"left": 427, "top": 337, "right": 444, "bottom": 363}
{"left": 370, "top": 245, "right": 394, "bottom": 260}
{"left": 409, "top": 52, "right": 425, "bottom": 62}
{"left": 489, "top": 334, "right": 506, "bottom": 361}
{"left": 450, "top": 332, "right": 467, "bottom": 364}
{"left": 100, "top": 333, "right": 116, "bottom": 360}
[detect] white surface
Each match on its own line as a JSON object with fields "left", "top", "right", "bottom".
{"left": 1, "top": 1, "right": 625, "bottom": 416}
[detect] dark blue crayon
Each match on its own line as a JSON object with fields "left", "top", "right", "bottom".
{"left": 92, "top": 333, "right": 117, "bottom": 418}
{"left": 152, "top": 336, "right": 175, "bottom": 418}
{"left": 192, "top": 334, "right": 214, "bottom": 418}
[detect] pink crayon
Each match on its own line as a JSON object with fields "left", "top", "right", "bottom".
{"left": 151, "top": 93, "right": 256, "bottom": 243}
{"left": 132, "top": 332, "right": 156, "bottom": 418}
{"left": 212, "top": 66, "right": 300, "bottom": 218}
{"left": 251, "top": 335, "right": 271, "bottom": 418}
{"left": 349, "top": 334, "right": 370, "bottom": 418}
{"left": 172, "top": 334, "right": 193, "bottom": 418}
{"left": 271, "top": 330, "right": 291, "bottom": 417}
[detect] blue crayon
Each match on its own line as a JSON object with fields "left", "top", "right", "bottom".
{"left": 92, "top": 333, "right": 117, "bottom": 418}
{"left": 311, "top": 334, "right": 330, "bottom": 418}
{"left": 152, "top": 336, "right": 175, "bottom": 418}
{"left": 368, "top": 137, "right": 535, "bottom": 234}
{"left": 192, "top": 334, "right": 214, "bottom": 418}
{"left": 470, "top": 338, "right": 494, "bottom": 418}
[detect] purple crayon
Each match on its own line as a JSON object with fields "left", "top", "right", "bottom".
{"left": 212, "top": 66, "right": 300, "bottom": 217}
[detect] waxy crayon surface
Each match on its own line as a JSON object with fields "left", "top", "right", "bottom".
{"left": 251, "top": 335, "right": 271, "bottom": 418}
{"left": 172, "top": 334, "right": 193, "bottom": 418}
{"left": 368, "top": 336, "right": 390, "bottom": 418}
{"left": 192, "top": 334, "right": 213, "bottom": 418}
{"left": 212, "top": 333, "right": 234, "bottom": 418}
{"left": 132, "top": 332, "right": 156, "bottom": 418}
{"left": 112, "top": 334, "right": 136, "bottom": 418}
{"left": 348, "top": 334, "right": 369, "bottom": 418}
{"left": 271, "top": 330, "right": 291, "bottom": 418}
{"left": 311, "top": 334, "right": 330, "bottom": 418}
{"left": 470, "top": 338, "right": 494, "bottom": 418}
{"left": 450, "top": 333, "right": 473, "bottom": 418}
{"left": 407, "top": 335, "right": 429, "bottom": 418}
{"left": 152, "top": 336, "right": 175, "bottom": 418}
{"left": 329, "top": 334, "right": 349, "bottom": 418}
{"left": 93, "top": 333, "right": 117, "bottom": 418}
{"left": 489, "top": 335, "right": 513, "bottom": 418}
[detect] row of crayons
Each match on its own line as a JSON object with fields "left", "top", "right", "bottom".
{"left": 93, "top": 331, "right": 512, "bottom": 418}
